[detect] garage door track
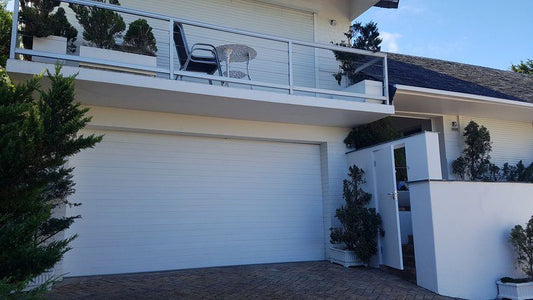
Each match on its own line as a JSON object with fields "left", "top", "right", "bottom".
{"left": 46, "top": 261, "right": 452, "bottom": 299}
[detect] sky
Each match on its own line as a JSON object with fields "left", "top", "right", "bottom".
{"left": 355, "top": 0, "right": 533, "bottom": 70}
{"left": 7, "top": 0, "right": 532, "bottom": 70}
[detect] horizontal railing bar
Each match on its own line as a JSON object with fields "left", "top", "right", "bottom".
{"left": 60, "top": 0, "right": 171, "bottom": 21}
{"left": 353, "top": 57, "right": 382, "bottom": 74}
{"left": 56, "top": 0, "right": 387, "bottom": 59}
{"left": 292, "top": 40, "right": 387, "bottom": 58}
{"left": 16, "top": 49, "right": 386, "bottom": 102}
{"left": 174, "top": 70, "right": 291, "bottom": 90}
{"left": 292, "top": 86, "right": 387, "bottom": 101}
{"left": 15, "top": 48, "right": 170, "bottom": 74}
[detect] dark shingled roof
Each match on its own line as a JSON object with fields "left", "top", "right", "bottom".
{"left": 385, "top": 53, "right": 533, "bottom": 103}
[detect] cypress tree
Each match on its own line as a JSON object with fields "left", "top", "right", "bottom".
{"left": 0, "top": 66, "right": 102, "bottom": 297}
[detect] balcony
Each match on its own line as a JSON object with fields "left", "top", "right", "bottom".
{"left": 7, "top": 0, "right": 394, "bottom": 127}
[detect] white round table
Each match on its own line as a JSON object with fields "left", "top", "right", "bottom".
{"left": 216, "top": 44, "right": 257, "bottom": 80}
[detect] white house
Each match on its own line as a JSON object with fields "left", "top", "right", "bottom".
{"left": 6, "top": 0, "right": 533, "bottom": 299}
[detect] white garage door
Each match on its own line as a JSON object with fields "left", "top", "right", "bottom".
{"left": 63, "top": 130, "right": 324, "bottom": 276}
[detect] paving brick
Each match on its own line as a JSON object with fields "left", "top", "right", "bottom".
{"left": 45, "top": 261, "right": 454, "bottom": 300}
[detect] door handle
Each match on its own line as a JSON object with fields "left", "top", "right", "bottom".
{"left": 387, "top": 191, "right": 398, "bottom": 200}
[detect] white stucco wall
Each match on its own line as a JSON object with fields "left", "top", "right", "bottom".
{"left": 83, "top": 105, "right": 350, "bottom": 258}
{"left": 410, "top": 180, "right": 533, "bottom": 299}
{"left": 440, "top": 115, "right": 533, "bottom": 179}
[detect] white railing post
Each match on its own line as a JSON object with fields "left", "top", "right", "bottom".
{"left": 168, "top": 17, "right": 174, "bottom": 79}
{"left": 9, "top": 0, "right": 20, "bottom": 59}
{"left": 288, "top": 41, "right": 293, "bottom": 94}
{"left": 383, "top": 55, "right": 390, "bottom": 105}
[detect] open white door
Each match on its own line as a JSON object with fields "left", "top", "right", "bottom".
{"left": 373, "top": 146, "right": 403, "bottom": 270}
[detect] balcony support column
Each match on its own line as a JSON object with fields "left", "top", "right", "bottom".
{"left": 10, "top": 0, "right": 20, "bottom": 59}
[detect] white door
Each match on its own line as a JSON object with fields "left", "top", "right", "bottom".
{"left": 373, "top": 147, "right": 403, "bottom": 270}
{"left": 63, "top": 130, "right": 324, "bottom": 276}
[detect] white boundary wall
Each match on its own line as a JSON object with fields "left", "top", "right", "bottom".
{"left": 410, "top": 180, "right": 533, "bottom": 299}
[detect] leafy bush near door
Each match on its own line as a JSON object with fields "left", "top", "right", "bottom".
{"left": 452, "top": 120, "right": 533, "bottom": 182}
{"left": 451, "top": 121, "right": 492, "bottom": 181}
{"left": 0, "top": 66, "right": 102, "bottom": 297}
{"left": 330, "top": 165, "right": 382, "bottom": 264}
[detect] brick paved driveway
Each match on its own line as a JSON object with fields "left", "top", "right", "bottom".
{"left": 46, "top": 261, "right": 452, "bottom": 299}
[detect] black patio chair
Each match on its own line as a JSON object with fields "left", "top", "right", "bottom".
{"left": 173, "top": 23, "right": 223, "bottom": 84}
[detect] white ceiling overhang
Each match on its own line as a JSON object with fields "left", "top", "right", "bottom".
{"left": 393, "top": 85, "right": 533, "bottom": 122}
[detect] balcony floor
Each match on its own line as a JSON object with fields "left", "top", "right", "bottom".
{"left": 7, "top": 59, "right": 394, "bottom": 127}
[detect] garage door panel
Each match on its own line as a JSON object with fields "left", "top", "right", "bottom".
{"left": 71, "top": 227, "right": 324, "bottom": 247}
{"left": 64, "top": 130, "right": 324, "bottom": 276}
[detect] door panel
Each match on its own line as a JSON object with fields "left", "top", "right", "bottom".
{"left": 63, "top": 129, "right": 324, "bottom": 276}
{"left": 374, "top": 147, "right": 403, "bottom": 270}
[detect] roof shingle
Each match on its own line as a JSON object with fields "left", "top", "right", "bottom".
{"left": 386, "top": 53, "right": 533, "bottom": 103}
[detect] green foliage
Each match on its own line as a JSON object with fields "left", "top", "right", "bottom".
{"left": 452, "top": 121, "right": 492, "bottom": 180}
{"left": 510, "top": 216, "right": 533, "bottom": 280}
{"left": 69, "top": 0, "right": 125, "bottom": 49}
{"left": 0, "top": 1, "right": 11, "bottom": 67}
{"left": 0, "top": 66, "right": 102, "bottom": 297}
{"left": 511, "top": 59, "right": 533, "bottom": 75}
{"left": 123, "top": 18, "right": 157, "bottom": 56}
{"left": 501, "top": 161, "right": 533, "bottom": 183}
{"left": 344, "top": 117, "right": 402, "bottom": 149}
{"left": 19, "top": 0, "right": 78, "bottom": 53}
{"left": 330, "top": 165, "right": 382, "bottom": 264}
{"left": 332, "top": 21, "right": 382, "bottom": 85}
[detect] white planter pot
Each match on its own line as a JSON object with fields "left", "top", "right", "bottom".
{"left": 32, "top": 36, "right": 67, "bottom": 64}
{"left": 497, "top": 280, "right": 533, "bottom": 300}
{"left": 79, "top": 46, "right": 157, "bottom": 76}
{"left": 342, "top": 80, "right": 384, "bottom": 104}
{"left": 329, "top": 246, "right": 365, "bottom": 267}
{"left": 23, "top": 269, "right": 54, "bottom": 291}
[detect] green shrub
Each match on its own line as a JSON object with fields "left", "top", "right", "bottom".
{"left": 452, "top": 121, "right": 532, "bottom": 183}
{"left": 0, "top": 1, "right": 11, "bottom": 67}
{"left": 0, "top": 66, "right": 102, "bottom": 297}
{"left": 69, "top": 0, "right": 125, "bottom": 49}
{"left": 330, "top": 165, "right": 382, "bottom": 264}
{"left": 344, "top": 117, "right": 402, "bottom": 149}
{"left": 452, "top": 121, "right": 492, "bottom": 181}
{"left": 502, "top": 161, "right": 533, "bottom": 183}
{"left": 19, "top": 0, "right": 78, "bottom": 53}
{"left": 510, "top": 216, "right": 533, "bottom": 280}
{"left": 332, "top": 22, "right": 382, "bottom": 86}
{"left": 123, "top": 18, "right": 157, "bottom": 56}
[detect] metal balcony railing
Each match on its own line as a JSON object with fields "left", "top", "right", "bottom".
{"left": 10, "top": 0, "right": 390, "bottom": 104}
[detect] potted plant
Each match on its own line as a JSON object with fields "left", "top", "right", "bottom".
{"left": 19, "top": 0, "right": 78, "bottom": 62}
{"left": 330, "top": 165, "right": 382, "bottom": 267}
{"left": 70, "top": 1, "right": 157, "bottom": 74}
{"left": 332, "top": 22, "right": 381, "bottom": 85}
{"left": 122, "top": 18, "right": 157, "bottom": 57}
{"left": 497, "top": 215, "right": 533, "bottom": 300}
